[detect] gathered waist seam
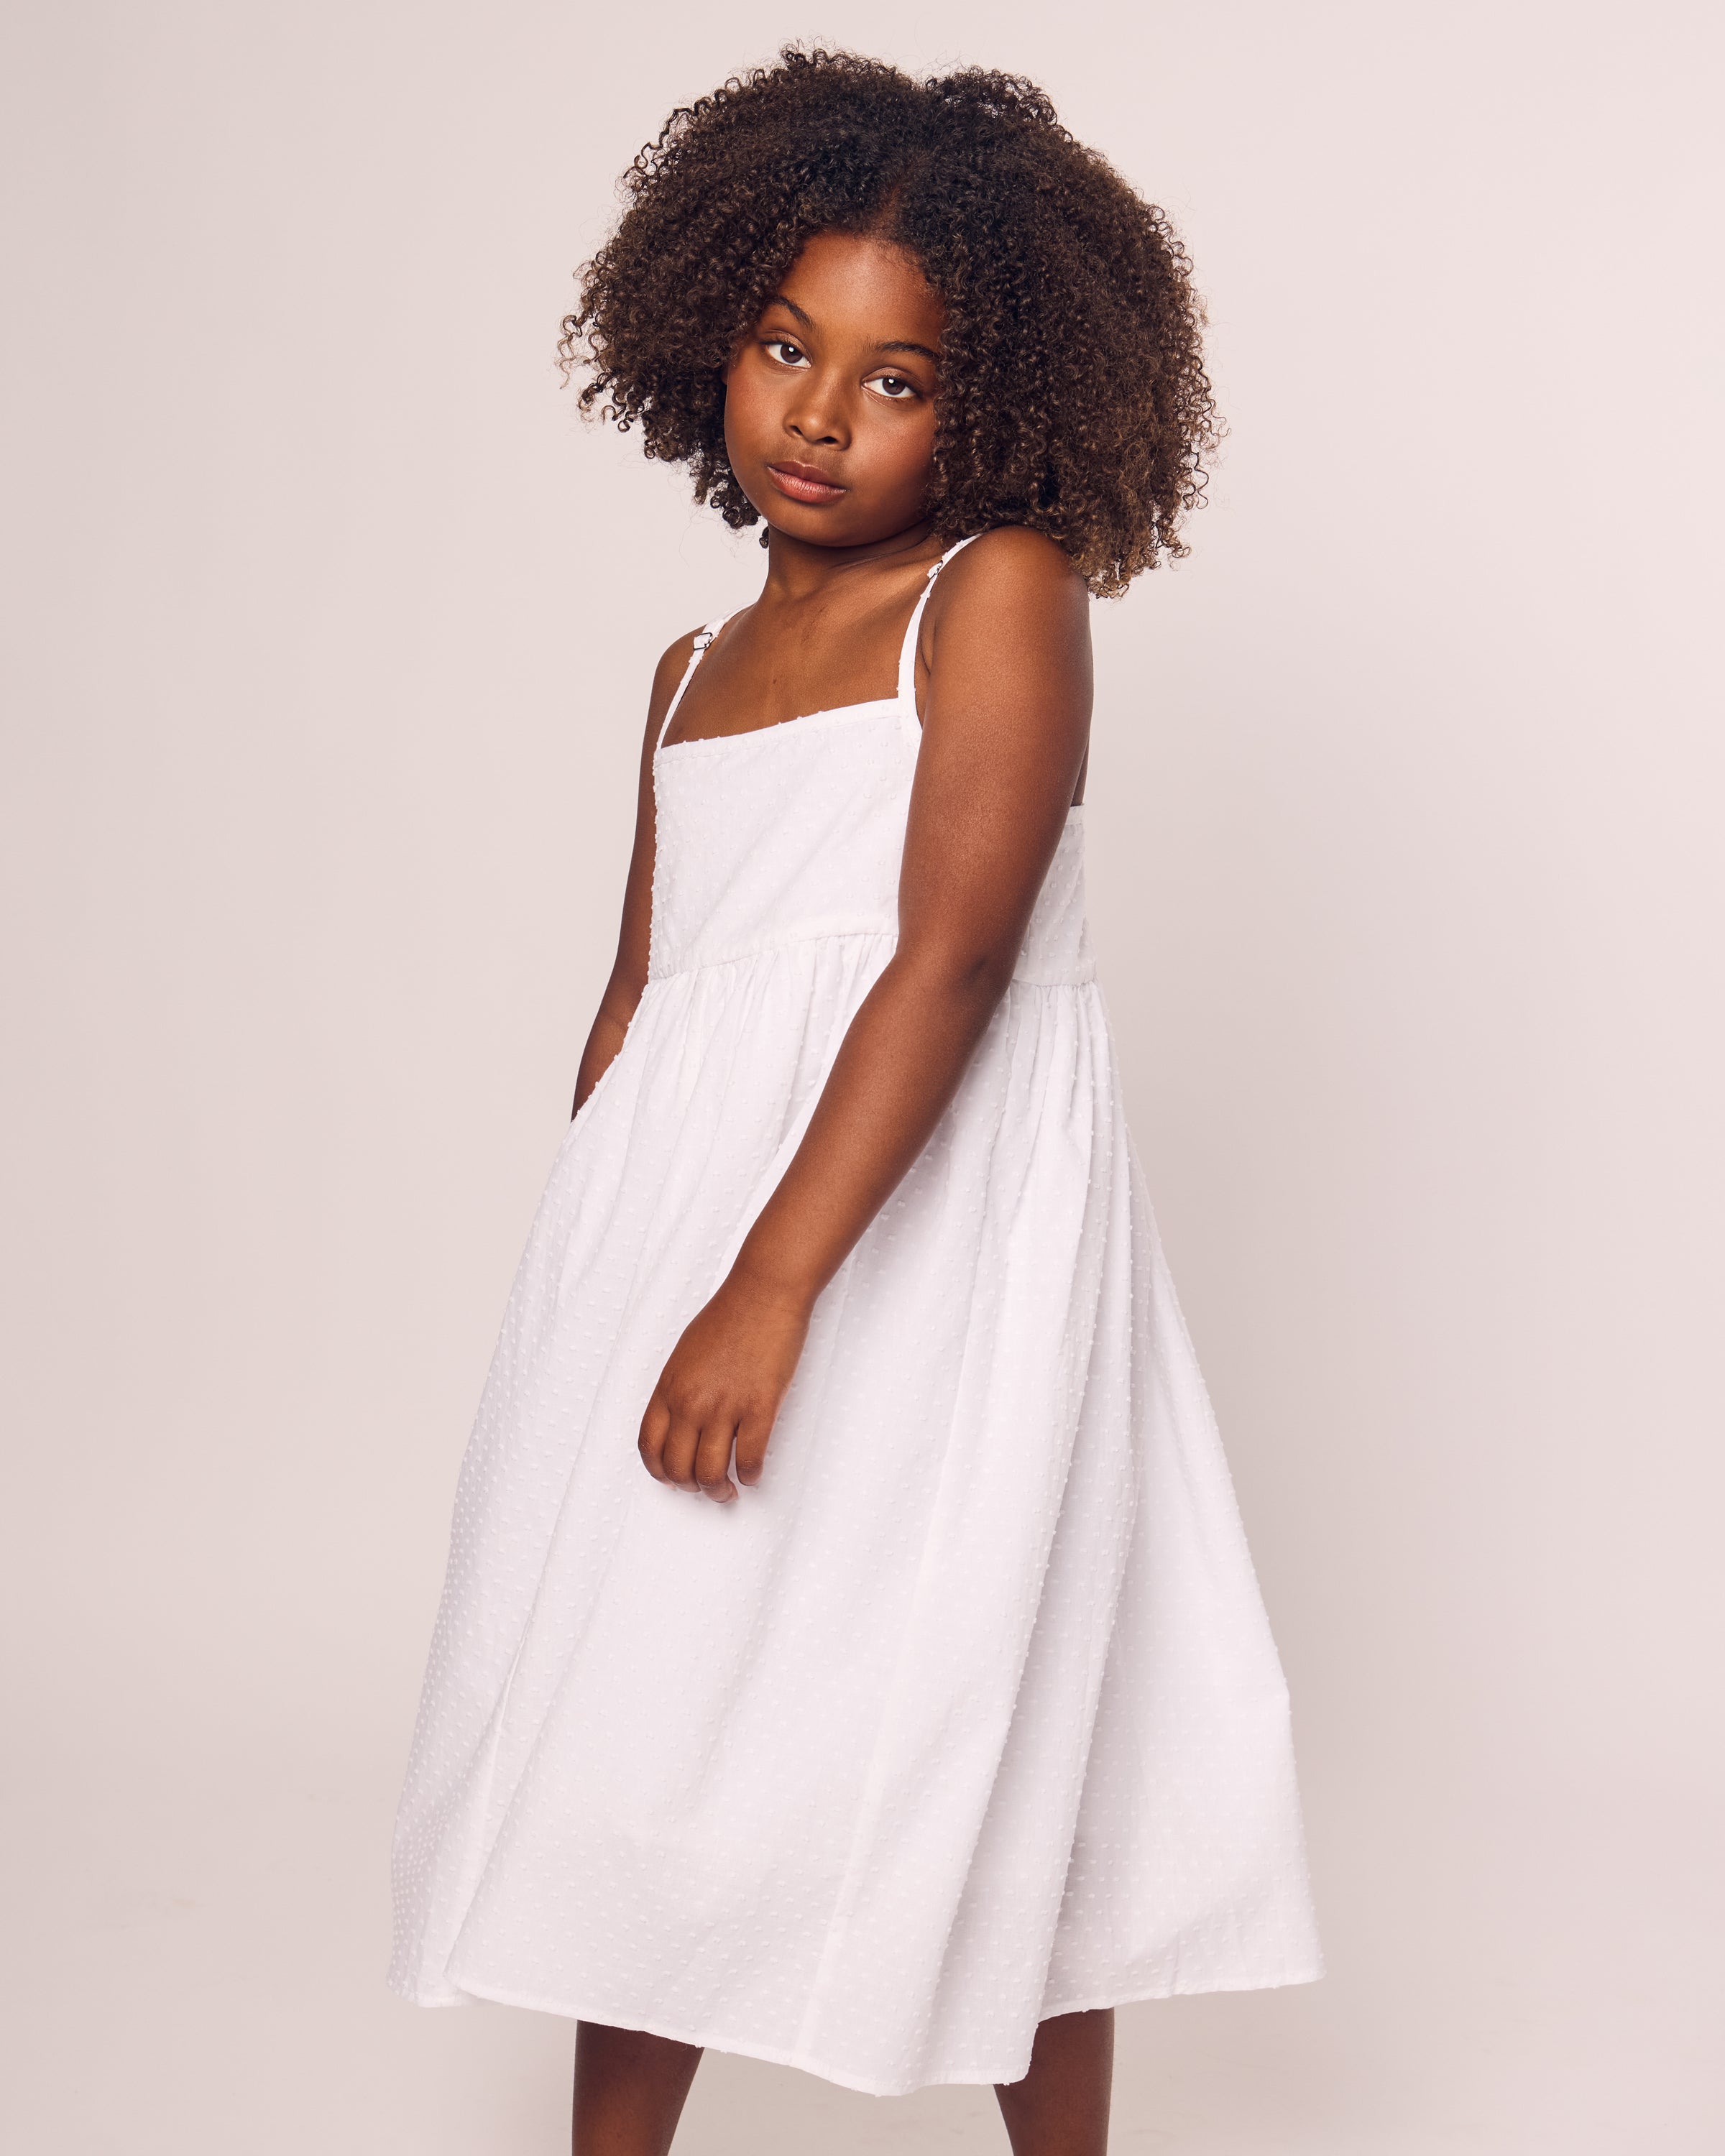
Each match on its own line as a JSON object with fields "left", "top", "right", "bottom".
{"left": 646, "top": 927, "right": 1094, "bottom": 989}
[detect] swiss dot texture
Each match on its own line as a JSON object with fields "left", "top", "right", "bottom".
{"left": 387, "top": 550, "right": 1322, "bottom": 2094}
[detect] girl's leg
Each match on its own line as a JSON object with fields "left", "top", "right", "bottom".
{"left": 571, "top": 2020, "right": 703, "bottom": 2156}
{"left": 993, "top": 2007, "right": 1114, "bottom": 2156}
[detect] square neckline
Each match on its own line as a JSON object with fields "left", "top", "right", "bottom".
{"left": 654, "top": 696, "right": 902, "bottom": 760}
{"left": 655, "top": 704, "right": 1087, "bottom": 819}
{"left": 655, "top": 538, "right": 982, "bottom": 757}
{"left": 651, "top": 535, "right": 1085, "bottom": 811}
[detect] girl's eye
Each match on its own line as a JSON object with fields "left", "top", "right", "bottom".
{"left": 764, "top": 338, "right": 809, "bottom": 369}
{"left": 867, "top": 373, "right": 919, "bottom": 402}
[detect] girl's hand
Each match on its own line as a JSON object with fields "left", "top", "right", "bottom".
{"left": 638, "top": 1268, "right": 813, "bottom": 1502}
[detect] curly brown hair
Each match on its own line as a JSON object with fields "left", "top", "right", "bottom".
{"left": 561, "top": 47, "right": 1218, "bottom": 597}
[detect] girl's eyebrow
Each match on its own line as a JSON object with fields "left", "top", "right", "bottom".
{"left": 763, "top": 296, "right": 937, "bottom": 365}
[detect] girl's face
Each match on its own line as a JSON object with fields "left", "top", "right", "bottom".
{"left": 723, "top": 231, "right": 943, "bottom": 550}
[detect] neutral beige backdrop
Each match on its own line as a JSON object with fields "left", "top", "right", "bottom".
{"left": 4, "top": 2, "right": 1720, "bottom": 2150}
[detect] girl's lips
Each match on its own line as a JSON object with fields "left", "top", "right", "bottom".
{"left": 765, "top": 461, "right": 847, "bottom": 505}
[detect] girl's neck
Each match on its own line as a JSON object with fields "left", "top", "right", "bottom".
{"left": 760, "top": 519, "right": 939, "bottom": 603}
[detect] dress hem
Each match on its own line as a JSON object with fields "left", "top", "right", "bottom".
{"left": 388, "top": 1961, "right": 1327, "bottom": 2099}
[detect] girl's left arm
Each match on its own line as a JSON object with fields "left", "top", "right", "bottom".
{"left": 571, "top": 632, "right": 694, "bottom": 1117}
{"left": 638, "top": 529, "right": 1092, "bottom": 1500}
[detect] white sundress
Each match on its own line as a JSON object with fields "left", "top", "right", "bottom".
{"left": 389, "top": 537, "right": 1322, "bottom": 2096}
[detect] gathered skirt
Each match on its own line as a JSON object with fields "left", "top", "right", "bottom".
{"left": 389, "top": 928, "right": 1321, "bottom": 2094}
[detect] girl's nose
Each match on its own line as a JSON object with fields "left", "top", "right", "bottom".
{"left": 786, "top": 373, "right": 849, "bottom": 450}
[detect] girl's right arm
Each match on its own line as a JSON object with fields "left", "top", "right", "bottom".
{"left": 570, "top": 632, "right": 694, "bottom": 1117}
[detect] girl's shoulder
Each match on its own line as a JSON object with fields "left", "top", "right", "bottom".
{"left": 950, "top": 524, "right": 1078, "bottom": 574}
{"left": 914, "top": 529, "right": 1091, "bottom": 734}
{"left": 639, "top": 625, "right": 706, "bottom": 756}
{"left": 652, "top": 595, "right": 760, "bottom": 692}
{"left": 654, "top": 626, "right": 701, "bottom": 681}
{"left": 926, "top": 527, "right": 1090, "bottom": 647}
{"left": 643, "top": 609, "right": 748, "bottom": 747}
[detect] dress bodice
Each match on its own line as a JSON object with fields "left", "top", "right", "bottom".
{"left": 645, "top": 537, "right": 1094, "bottom": 989}
{"left": 647, "top": 704, "right": 1092, "bottom": 985}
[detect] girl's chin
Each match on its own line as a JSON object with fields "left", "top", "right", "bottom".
{"left": 753, "top": 498, "right": 864, "bottom": 542}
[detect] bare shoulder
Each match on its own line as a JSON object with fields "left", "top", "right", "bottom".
{"left": 915, "top": 528, "right": 1090, "bottom": 785}
{"left": 640, "top": 627, "right": 703, "bottom": 750}
{"left": 928, "top": 527, "right": 1089, "bottom": 644}
{"left": 917, "top": 529, "right": 1092, "bottom": 769}
{"left": 653, "top": 627, "right": 702, "bottom": 696}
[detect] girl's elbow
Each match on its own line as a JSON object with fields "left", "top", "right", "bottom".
{"left": 600, "top": 961, "right": 650, "bottom": 1031}
{"left": 897, "top": 938, "right": 1020, "bottom": 1013}
{"left": 961, "top": 946, "right": 1020, "bottom": 1005}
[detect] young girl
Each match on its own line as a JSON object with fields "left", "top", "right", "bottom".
{"left": 391, "top": 48, "right": 1321, "bottom": 2153}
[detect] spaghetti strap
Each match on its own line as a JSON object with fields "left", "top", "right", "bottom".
{"left": 894, "top": 534, "right": 983, "bottom": 744}
{"left": 656, "top": 617, "right": 731, "bottom": 752}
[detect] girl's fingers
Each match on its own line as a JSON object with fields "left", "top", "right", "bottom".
{"left": 642, "top": 1371, "right": 769, "bottom": 1501}
{"left": 638, "top": 1394, "right": 672, "bottom": 1481}
{"left": 734, "top": 1410, "right": 774, "bottom": 1488}
{"left": 659, "top": 1410, "right": 704, "bottom": 1491}
{"left": 693, "top": 1417, "right": 739, "bottom": 1503}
